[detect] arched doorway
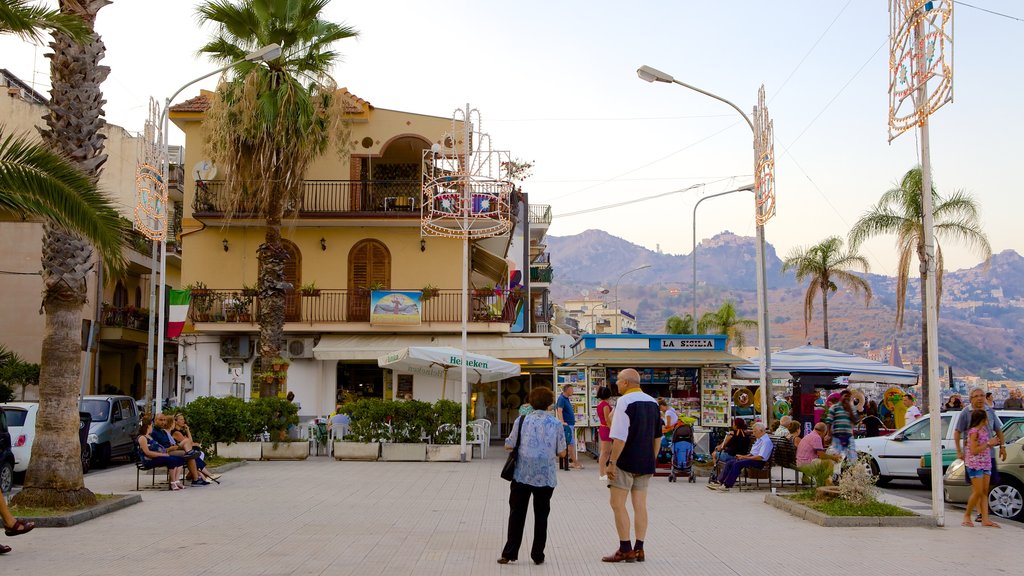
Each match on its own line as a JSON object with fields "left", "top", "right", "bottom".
{"left": 282, "top": 240, "right": 301, "bottom": 322}
{"left": 347, "top": 239, "right": 390, "bottom": 321}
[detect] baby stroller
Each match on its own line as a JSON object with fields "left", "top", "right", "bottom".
{"left": 667, "top": 423, "right": 695, "bottom": 483}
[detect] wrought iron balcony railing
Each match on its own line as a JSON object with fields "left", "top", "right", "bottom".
{"left": 101, "top": 305, "right": 150, "bottom": 331}
{"left": 187, "top": 288, "right": 522, "bottom": 325}
{"left": 192, "top": 180, "right": 423, "bottom": 217}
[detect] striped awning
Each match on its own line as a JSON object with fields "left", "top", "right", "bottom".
{"left": 733, "top": 344, "right": 919, "bottom": 385}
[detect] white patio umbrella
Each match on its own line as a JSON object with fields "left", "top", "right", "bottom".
{"left": 378, "top": 346, "right": 520, "bottom": 460}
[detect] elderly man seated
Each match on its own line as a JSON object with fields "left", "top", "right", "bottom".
{"left": 708, "top": 422, "right": 773, "bottom": 492}
{"left": 773, "top": 415, "right": 793, "bottom": 438}
{"left": 796, "top": 423, "right": 839, "bottom": 467}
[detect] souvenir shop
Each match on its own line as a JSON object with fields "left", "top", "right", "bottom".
{"left": 558, "top": 334, "right": 748, "bottom": 453}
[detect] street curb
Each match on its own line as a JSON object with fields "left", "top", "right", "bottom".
{"left": 208, "top": 460, "right": 247, "bottom": 473}
{"left": 21, "top": 493, "right": 143, "bottom": 528}
{"left": 764, "top": 493, "right": 936, "bottom": 528}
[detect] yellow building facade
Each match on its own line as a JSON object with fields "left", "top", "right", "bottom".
{"left": 170, "top": 89, "right": 549, "bottom": 424}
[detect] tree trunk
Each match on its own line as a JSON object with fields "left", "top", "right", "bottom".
{"left": 821, "top": 279, "right": 830, "bottom": 349}
{"left": 13, "top": 0, "right": 111, "bottom": 508}
{"left": 257, "top": 214, "right": 286, "bottom": 397}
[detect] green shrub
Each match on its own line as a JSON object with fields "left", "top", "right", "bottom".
{"left": 340, "top": 398, "right": 471, "bottom": 444}
{"left": 798, "top": 460, "right": 834, "bottom": 488}
{"left": 180, "top": 396, "right": 260, "bottom": 448}
{"left": 250, "top": 396, "right": 299, "bottom": 440}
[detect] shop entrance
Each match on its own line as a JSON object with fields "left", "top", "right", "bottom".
{"left": 497, "top": 372, "right": 553, "bottom": 438}
{"left": 336, "top": 363, "right": 384, "bottom": 403}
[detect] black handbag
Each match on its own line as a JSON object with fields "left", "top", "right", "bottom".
{"left": 501, "top": 416, "right": 524, "bottom": 482}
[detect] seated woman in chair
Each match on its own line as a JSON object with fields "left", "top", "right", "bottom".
{"left": 151, "top": 414, "right": 210, "bottom": 486}
{"left": 172, "top": 413, "right": 221, "bottom": 483}
{"left": 712, "top": 418, "right": 751, "bottom": 470}
{"left": 137, "top": 416, "right": 187, "bottom": 491}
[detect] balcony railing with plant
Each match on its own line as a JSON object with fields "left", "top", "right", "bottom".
{"left": 530, "top": 266, "right": 554, "bottom": 283}
{"left": 192, "top": 179, "right": 423, "bottom": 217}
{"left": 101, "top": 304, "right": 150, "bottom": 330}
{"left": 186, "top": 287, "right": 522, "bottom": 324}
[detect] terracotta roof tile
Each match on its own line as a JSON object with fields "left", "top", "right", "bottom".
{"left": 168, "top": 88, "right": 372, "bottom": 115}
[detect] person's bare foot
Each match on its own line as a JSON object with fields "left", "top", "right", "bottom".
{"left": 961, "top": 518, "right": 974, "bottom": 527}
{"left": 981, "top": 520, "right": 1001, "bottom": 528}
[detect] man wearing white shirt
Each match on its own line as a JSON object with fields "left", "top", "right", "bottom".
{"left": 903, "top": 395, "right": 922, "bottom": 422}
{"left": 709, "top": 423, "right": 774, "bottom": 491}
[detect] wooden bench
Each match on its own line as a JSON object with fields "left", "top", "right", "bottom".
{"left": 135, "top": 445, "right": 174, "bottom": 491}
{"left": 769, "top": 436, "right": 803, "bottom": 488}
{"left": 738, "top": 444, "right": 776, "bottom": 491}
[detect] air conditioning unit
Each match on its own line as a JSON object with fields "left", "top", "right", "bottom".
{"left": 181, "top": 375, "right": 194, "bottom": 392}
{"left": 284, "top": 337, "right": 316, "bottom": 359}
{"left": 219, "top": 335, "right": 252, "bottom": 360}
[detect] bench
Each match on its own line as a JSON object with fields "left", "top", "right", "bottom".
{"left": 135, "top": 445, "right": 174, "bottom": 491}
{"left": 769, "top": 436, "right": 802, "bottom": 488}
{"left": 738, "top": 444, "right": 776, "bottom": 491}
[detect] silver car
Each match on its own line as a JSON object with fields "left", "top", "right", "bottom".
{"left": 944, "top": 417, "right": 1024, "bottom": 521}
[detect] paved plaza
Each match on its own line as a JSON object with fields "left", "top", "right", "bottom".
{"left": 3, "top": 453, "right": 1019, "bottom": 575}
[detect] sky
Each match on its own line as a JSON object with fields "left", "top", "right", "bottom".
{"left": 2, "top": 1, "right": 1021, "bottom": 276}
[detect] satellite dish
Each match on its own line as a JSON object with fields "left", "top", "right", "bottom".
{"left": 549, "top": 335, "right": 576, "bottom": 359}
{"left": 193, "top": 159, "right": 217, "bottom": 181}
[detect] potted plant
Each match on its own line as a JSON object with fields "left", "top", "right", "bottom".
{"left": 473, "top": 283, "right": 497, "bottom": 297}
{"left": 334, "top": 398, "right": 386, "bottom": 461}
{"left": 241, "top": 282, "right": 258, "bottom": 297}
{"left": 426, "top": 399, "right": 469, "bottom": 462}
{"left": 186, "top": 281, "right": 213, "bottom": 321}
{"left": 299, "top": 281, "right": 321, "bottom": 297}
{"left": 270, "top": 357, "right": 289, "bottom": 372}
{"left": 380, "top": 400, "right": 431, "bottom": 462}
{"left": 419, "top": 284, "right": 439, "bottom": 302}
{"left": 250, "top": 396, "right": 306, "bottom": 460}
{"left": 232, "top": 290, "right": 253, "bottom": 322}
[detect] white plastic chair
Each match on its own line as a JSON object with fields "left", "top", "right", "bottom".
{"left": 470, "top": 419, "right": 492, "bottom": 459}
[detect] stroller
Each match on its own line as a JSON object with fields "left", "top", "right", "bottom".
{"left": 667, "top": 422, "right": 695, "bottom": 483}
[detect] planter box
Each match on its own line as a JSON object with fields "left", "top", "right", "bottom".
{"left": 261, "top": 441, "right": 309, "bottom": 460}
{"left": 215, "top": 441, "right": 262, "bottom": 460}
{"left": 381, "top": 442, "right": 427, "bottom": 461}
{"left": 334, "top": 441, "right": 380, "bottom": 461}
{"left": 426, "top": 444, "right": 471, "bottom": 462}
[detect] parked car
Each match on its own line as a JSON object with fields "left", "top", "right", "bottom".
{"left": 0, "top": 402, "right": 38, "bottom": 475}
{"left": 944, "top": 417, "right": 1024, "bottom": 521}
{"left": 0, "top": 408, "right": 15, "bottom": 493}
{"left": 856, "top": 410, "right": 1024, "bottom": 486}
{"left": 79, "top": 395, "right": 141, "bottom": 467}
{"left": 919, "top": 416, "right": 1024, "bottom": 485}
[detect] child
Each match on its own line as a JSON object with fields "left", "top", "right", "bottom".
{"left": 963, "top": 409, "right": 999, "bottom": 528}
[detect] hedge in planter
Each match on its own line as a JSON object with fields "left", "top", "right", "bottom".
{"left": 172, "top": 395, "right": 299, "bottom": 455}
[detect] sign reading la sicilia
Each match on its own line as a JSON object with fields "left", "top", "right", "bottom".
{"left": 660, "top": 338, "right": 715, "bottom": 350}
{"left": 448, "top": 356, "right": 489, "bottom": 369}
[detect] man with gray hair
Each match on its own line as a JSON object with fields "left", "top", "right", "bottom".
{"left": 709, "top": 422, "right": 774, "bottom": 492}
{"left": 773, "top": 415, "right": 793, "bottom": 437}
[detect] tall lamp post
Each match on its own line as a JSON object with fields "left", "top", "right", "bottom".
{"left": 142, "top": 44, "right": 281, "bottom": 415}
{"left": 638, "top": 65, "right": 776, "bottom": 422}
{"left": 614, "top": 264, "right": 650, "bottom": 333}
{"left": 691, "top": 184, "right": 755, "bottom": 323}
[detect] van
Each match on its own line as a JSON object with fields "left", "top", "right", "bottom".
{"left": 79, "top": 395, "right": 141, "bottom": 466}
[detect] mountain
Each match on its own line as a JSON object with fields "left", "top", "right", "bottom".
{"left": 546, "top": 231, "right": 1024, "bottom": 379}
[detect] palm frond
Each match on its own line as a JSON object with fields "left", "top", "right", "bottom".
{"left": 0, "top": 0, "right": 92, "bottom": 43}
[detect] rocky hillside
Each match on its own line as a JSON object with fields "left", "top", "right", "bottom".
{"left": 547, "top": 230, "right": 1024, "bottom": 379}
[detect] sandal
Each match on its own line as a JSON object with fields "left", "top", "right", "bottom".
{"left": 0, "top": 543, "right": 11, "bottom": 554}
{"left": 961, "top": 520, "right": 974, "bottom": 527}
{"left": 4, "top": 519, "right": 34, "bottom": 537}
{"left": 170, "top": 481, "right": 184, "bottom": 491}
{"left": 981, "top": 521, "right": 1001, "bottom": 528}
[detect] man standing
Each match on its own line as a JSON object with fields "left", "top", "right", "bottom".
{"left": 1004, "top": 389, "right": 1024, "bottom": 410}
{"left": 603, "top": 368, "right": 661, "bottom": 563}
{"left": 955, "top": 387, "right": 1005, "bottom": 496}
{"left": 709, "top": 423, "right": 774, "bottom": 492}
{"left": 556, "top": 384, "right": 583, "bottom": 470}
{"left": 903, "top": 395, "right": 922, "bottom": 422}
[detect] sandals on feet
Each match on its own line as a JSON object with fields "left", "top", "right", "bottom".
{"left": 0, "top": 543, "right": 11, "bottom": 555}
{"left": 961, "top": 520, "right": 974, "bottom": 527}
{"left": 4, "top": 520, "right": 34, "bottom": 537}
{"left": 981, "top": 521, "right": 1001, "bottom": 528}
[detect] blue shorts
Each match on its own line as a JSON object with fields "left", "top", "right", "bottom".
{"left": 563, "top": 424, "right": 575, "bottom": 446}
{"left": 966, "top": 467, "right": 991, "bottom": 479}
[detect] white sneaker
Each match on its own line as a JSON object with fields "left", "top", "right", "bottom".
{"left": 599, "top": 475, "right": 608, "bottom": 481}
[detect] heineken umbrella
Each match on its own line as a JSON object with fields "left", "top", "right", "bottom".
{"left": 378, "top": 346, "right": 520, "bottom": 400}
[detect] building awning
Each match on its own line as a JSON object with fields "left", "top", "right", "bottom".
{"left": 314, "top": 334, "right": 549, "bottom": 361}
{"left": 562, "top": 349, "right": 748, "bottom": 367}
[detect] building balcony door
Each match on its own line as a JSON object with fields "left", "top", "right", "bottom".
{"left": 347, "top": 239, "right": 390, "bottom": 321}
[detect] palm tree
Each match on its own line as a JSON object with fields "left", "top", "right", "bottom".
{"left": 697, "top": 301, "right": 757, "bottom": 348}
{"left": 849, "top": 166, "right": 991, "bottom": 410}
{"left": 0, "top": 0, "right": 91, "bottom": 43}
{"left": 10, "top": 0, "right": 112, "bottom": 509}
{"left": 664, "top": 314, "right": 694, "bottom": 334}
{"left": 0, "top": 129, "right": 125, "bottom": 264}
{"left": 196, "top": 0, "right": 358, "bottom": 393}
{"left": 781, "top": 236, "right": 871, "bottom": 349}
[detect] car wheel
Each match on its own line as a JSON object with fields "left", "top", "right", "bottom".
{"left": 866, "top": 457, "right": 892, "bottom": 486}
{"left": 988, "top": 479, "right": 1024, "bottom": 521}
{"left": 0, "top": 461, "right": 13, "bottom": 494}
{"left": 81, "top": 443, "right": 92, "bottom": 474}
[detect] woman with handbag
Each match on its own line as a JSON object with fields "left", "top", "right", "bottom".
{"left": 498, "top": 387, "right": 567, "bottom": 566}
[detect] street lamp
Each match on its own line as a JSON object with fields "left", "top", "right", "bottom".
{"left": 692, "top": 184, "right": 755, "bottom": 323}
{"left": 614, "top": 264, "right": 650, "bottom": 333}
{"left": 144, "top": 44, "right": 282, "bottom": 414}
{"left": 638, "top": 64, "right": 773, "bottom": 422}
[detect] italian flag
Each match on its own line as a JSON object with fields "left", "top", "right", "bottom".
{"left": 167, "top": 289, "right": 191, "bottom": 339}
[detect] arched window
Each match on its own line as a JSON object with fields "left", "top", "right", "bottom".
{"left": 347, "top": 239, "right": 390, "bottom": 321}
{"left": 113, "top": 281, "right": 129, "bottom": 308}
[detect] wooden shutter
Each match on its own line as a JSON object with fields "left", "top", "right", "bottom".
{"left": 348, "top": 240, "right": 390, "bottom": 321}
{"left": 283, "top": 240, "right": 301, "bottom": 322}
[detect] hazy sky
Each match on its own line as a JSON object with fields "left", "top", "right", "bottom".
{"left": 2, "top": 1, "right": 1020, "bottom": 275}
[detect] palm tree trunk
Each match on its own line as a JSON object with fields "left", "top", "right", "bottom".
{"left": 12, "top": 0, "right": 110, "bottom": 508}
{"left": 257, "top": 214, "right": 287, "bottom": 397}
{"left": 821, "top": 280, "right": 830, "bottom": 349}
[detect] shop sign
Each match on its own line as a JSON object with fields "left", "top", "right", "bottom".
{"left": 660, "top": 338, "right": 715, "bottom": 350}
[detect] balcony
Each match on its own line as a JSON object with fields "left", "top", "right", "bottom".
{"left": 192, "top": 180, "right": 422, "bottom": 219}
{"left": 528, "top": 204, "right": 551, "bottom": 226}
{"left": 530, "top": 266, "right": 553, "bottom": 284}
{"left": 187, "top": 288, "right": 523, "bottom": 325}
{"left": 98, "top": 305, "right": 150, "bottom": 346}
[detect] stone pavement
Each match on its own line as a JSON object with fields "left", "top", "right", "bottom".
{"left": 2, "top": 453, "right": 1019, "bottom": 576}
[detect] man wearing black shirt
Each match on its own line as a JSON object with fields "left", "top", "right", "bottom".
{"left": 603, "top": 368, "right": 661, "bottom": 563}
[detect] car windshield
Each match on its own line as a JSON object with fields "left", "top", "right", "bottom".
{"left": 1, "top": 407, "right": 27, "bottom": 427}
{"left": 901, "top": 415, "right": 952, "bottom": 441}
{"left": 80, "top": 399, "right": 109, "bottom": 422}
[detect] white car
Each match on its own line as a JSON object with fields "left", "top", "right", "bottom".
{"left": 857, "top": 409, "right": 1024, "bottom": 485}
{"left": 0, "top": 402, "right": 38, "bottom": 474}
